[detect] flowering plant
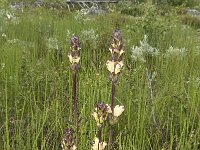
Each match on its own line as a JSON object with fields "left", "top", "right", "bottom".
{"left": 91, "top": 137, "right": 107, "bottom": 150}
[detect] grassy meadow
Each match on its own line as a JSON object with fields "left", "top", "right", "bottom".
{"left": 0, "top": 2, "right": 200, "bottom": 150}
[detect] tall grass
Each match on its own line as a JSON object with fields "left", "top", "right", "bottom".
{"left": 0, "top": 5, "right": 200, "bottom": 150}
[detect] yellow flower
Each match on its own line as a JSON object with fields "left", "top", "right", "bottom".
{"left": 68, "top": 54, "right": 80, "bottom": 64}
{"left": 113, "top": 105, "right": 125, "bottom": 117}
{"left": 61, "top": 141, "right": 77, "bottom": 150}
{"left": 109, "top": 48, "right": 124, "bottom": 56}
{"left": 92, "top": 112, "right": 104, "bottom": 127}
{"left": 106, "top": 104, "right": 112, "bottom": 114}
{"left": 115, "top": 61, "right": 123, "bottom": 74}
{"left": 106, "top": 60, "right": 123, "bottom": 74}
{"left": 72, "top": 145, "right": 77, "bottom": 150}
{"left": 106, "top": 105, "right": 125, "bottom": 124}
{"left": 109, "top": 48, "right": 113, "bottom": 54}
{"left": 106, "top": 60, "right": 115, "bottom": 74}
{"left": 107, "top": 105, "right": 125, "bottom": 117}
{"left": 119, "top": 49, "right": 124, "bottom": 56}
{"left": 91, "top": 137, "right": 107, "bottom": 150}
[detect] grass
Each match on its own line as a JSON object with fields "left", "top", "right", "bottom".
{"left": 0, "top": 4, "right": 200, "bottom": 150}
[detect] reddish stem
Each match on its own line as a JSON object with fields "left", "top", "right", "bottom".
{"left": 97, "top": 126, "right": 102, "bottom": 150}
{"left": 109, "top": 80, "right": 116, "bottom": 149}
{"left": 111, "top": 81, "right": 115, "bottom": 113}
{"left": 72, "top": 71, "right": 78, "bottom": 145}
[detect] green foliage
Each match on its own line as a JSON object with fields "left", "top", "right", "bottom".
{"left": 168, "top": 0, "right": 195, "bottom": 6}
{"left": 0, "top": 0, "right": 8, "bottom": 8}
{"left": 180, "top": 15, "right": 200, "bottom": 28}
{"left": 120, "top": 3, "right": 145, "bottom": 16}
{"left": 123, "top": 0, "right": 197, "bottom": 6}
{"left": 0, "top": 5, "right": 200, "bottom": 150}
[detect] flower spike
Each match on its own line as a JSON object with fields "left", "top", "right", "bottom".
{"left": 92, "top": 102, "right": 110, "bottom": 127}
{"left": 106, "top": 30, "right": 124, "bottom": 83}
{"left": 68, "top": 35, "right": 81, "bottom": 71}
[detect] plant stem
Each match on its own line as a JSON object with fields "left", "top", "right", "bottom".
{"left": 97, "top": 126, "right": 102, "bottom": 150}
{"left": 5, "top": 78, "right": 10, "bottom": 150}
{"left": 108, "top": 80, "right": 116, "bottom": 149}
{"left": 108, "top": 124, "right": 113, "bottom": 150}
{"left": 146, "top": 68, "right": 157, "bottom": 128}
{"left": 72, "top": 71, "right": 78, "bottom": 146}
{"left": 97, "top": 126, "right": 102, "bottom": 142}
{"left": 111, "top": 81, "right": 115, "bottom": 113}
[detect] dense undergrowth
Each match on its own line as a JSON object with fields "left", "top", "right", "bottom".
{"left": 0, "top": 1, "right": 200, "bottom": 150}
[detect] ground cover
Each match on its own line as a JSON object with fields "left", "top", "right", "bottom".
{"left": 0, "top": 2, "right": 200, "bottom": 149}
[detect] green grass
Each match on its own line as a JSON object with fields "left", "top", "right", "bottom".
{"left": 0, "top": 5, "right": 200, "bottom": 150}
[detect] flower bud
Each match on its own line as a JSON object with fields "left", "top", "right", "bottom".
{"left": 61, "top": 128, "right": 77, "bottom": 150}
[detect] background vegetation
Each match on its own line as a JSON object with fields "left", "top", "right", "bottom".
{"left": 0, "top": 0, "right": 200, "bottom": 149}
